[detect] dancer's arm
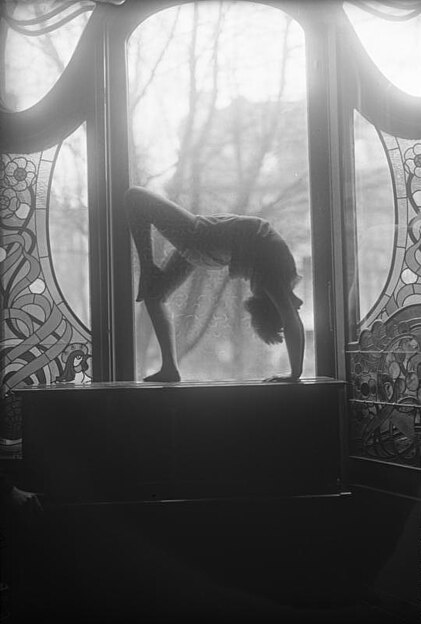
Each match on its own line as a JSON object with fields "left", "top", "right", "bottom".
{"left": 264, "top": 284, "right": 304, "bottom": 382}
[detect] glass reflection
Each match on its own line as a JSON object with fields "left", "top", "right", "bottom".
{"left": 344, "top": 3, "right": 421, "bottom": 97}
{"left": 49, "top": 123, "right": 90, "bottom": 328}
{"left": 354, "top": 111, "right": 395, "bottom": 322}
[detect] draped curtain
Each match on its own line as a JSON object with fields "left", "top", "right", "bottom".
{"left": 347, "top": 0, "right": 421, "bottom": 20}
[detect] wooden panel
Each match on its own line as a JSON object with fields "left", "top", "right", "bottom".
{"left": 348, "top": 456, "right": 421, "bottom": 501}
{"left": 17, "top": 378, "right": 345, "bottom": 503}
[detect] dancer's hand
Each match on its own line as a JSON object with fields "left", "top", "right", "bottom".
{"left": 263, "top": 375, "right": 301, "bottom": 383}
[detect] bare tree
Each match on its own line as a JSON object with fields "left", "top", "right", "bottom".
{"left": 121, "top": 1, "right": 312, "bottom": 379}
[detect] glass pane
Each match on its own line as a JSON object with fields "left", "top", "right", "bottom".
{"left": 0, "top": 144, "right": 92, "bottom": 458}
{"left": 354, "top": 111, "right": 395, "bottom": 322}
{"left": 49, "top": 123, "right": 90, "bottom": 328}
{"left": 128, "top": 1, "right": 313, "bottom": 381}
{"left": 1, "top": 1, "right": 93, "bottom": 111}
{"left": 347, "top": 119, "right": 421, "bottom": 467}
{"left": 343, "top": 2, "right": 421, "bottom": 96}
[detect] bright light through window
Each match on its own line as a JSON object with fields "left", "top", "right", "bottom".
{"left": 344, "top": 2, "right": 421, "bottom": 97}
{"left": 2, "top": 2, "right": 92, "bottom": 111}
{"left": 128, "top": 1, "right": 314, "bottom": 382}
{"left": 1, "top": 2, "right": 92, "bottom": 328}
{"left": 50, "top": 124, "right": 90, "bottom": 329}
{"left": 353, "top": 111, "right": 395, "bottom": 323}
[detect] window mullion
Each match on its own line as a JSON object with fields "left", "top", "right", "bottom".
{"left": 306, "top": 17, "right": 345, "bottom": 379}
{"left": 87, "top": 26, "right": 114, "bottom": 381}
{"left": 87, "top": 15, "right": 134, "bottom": 382}
{"left": 107, "top": 19, "right": 135, "bottom": 381}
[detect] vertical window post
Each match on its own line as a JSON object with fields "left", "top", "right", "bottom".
{"left": 87, "top": 9, "right": 134, "bottom": 381}
{"left": 305, "top": 9, "right": 346, "bottom": 379}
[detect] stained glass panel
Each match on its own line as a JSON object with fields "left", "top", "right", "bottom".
{"left": 49, "top": 124, "right": 90, "bottom": 328}
{"left": 128, "top": 1, "right": 314, "bottom": 382}
{"left": 353, "top": 112, "right": 395, "bottom": 322}
{"left": 0, "top": 144, "right": 92, "bottom": 458}
{"left": 348, "top": 112, "right": 421, "bottom": 466}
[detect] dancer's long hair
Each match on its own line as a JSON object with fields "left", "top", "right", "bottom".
{"left": 244, "top": 293, "right": 284, "bottom": 345}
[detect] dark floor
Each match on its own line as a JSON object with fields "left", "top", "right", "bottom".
{"left": 3, "top": 499, "right": 419, "bottom": 624}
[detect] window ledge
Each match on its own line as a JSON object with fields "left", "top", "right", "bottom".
{"left": 15, "top": 376, "right": 345, "bottom": 392}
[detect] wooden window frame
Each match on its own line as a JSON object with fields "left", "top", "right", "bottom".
{"left": 0, "top": 0, "right": 347, "bottom": 383}
{"left": 87, "top": 0, "right": 346, "bottom": 382}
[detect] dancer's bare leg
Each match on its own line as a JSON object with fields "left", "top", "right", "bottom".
{"left": 125, "top": 186, "right": 196, "bottom": 294}
{"left": 125, "top": 187, "right": 196, "bottom": 381}
{"left": 144, "top": 298, "right": 180, "bottom": 382}
{"left": 143, "top": 252, "right": 194, "bottom": 382}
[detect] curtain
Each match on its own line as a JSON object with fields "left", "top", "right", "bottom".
{"left": 347, "top": 0, "right": 421, "bottom": 21}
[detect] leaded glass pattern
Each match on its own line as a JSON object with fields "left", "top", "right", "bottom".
{"left": 348, "top": 115, "right": 421, "bottom": 466}
{"left": 0, "top": 148, "right": 91, "bottom": 458}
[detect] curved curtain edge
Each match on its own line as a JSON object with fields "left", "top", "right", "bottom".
{"left": 339, "top": 8, "right": 421, "bottom": 140}
{"left": 0, "top": 6, "right": 107, "bottom": 153}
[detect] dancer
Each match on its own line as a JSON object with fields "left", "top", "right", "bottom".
{"left": 125, "top": 186, "right": 304, "bottom": 383}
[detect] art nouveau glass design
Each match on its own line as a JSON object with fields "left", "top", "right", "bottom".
{"left": 49, "top": 124, "right": 90, "bottom": 329}
{"left": 0, "top": 143, "right": 92, "bottom": 457}
{"left": 348, "top": 112, "right": 421, "bottom": 466}
{"left": 0, "top": 1, "right": 94, "bottom": 458}
{"left": 353, "top": 113, "right": 395, "bottom": 323}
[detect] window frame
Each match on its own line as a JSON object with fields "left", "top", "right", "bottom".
{"left": 0, "top": 0, "right": 347, "bottom": 383}
{"left": 96, "top": 0, "right": 345, "bottom": 381}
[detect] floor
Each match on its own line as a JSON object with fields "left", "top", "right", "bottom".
{"left": 4, "top": 502, "right": 418, "bottom": 624}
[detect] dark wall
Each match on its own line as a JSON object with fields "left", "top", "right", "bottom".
{"left": 2, "top": 381, "right": 419, "bottom": 622}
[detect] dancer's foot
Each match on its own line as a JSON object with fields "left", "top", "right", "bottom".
{"left": 144, "top": 368, "right": 181, "bottom": 383}
{"left": 263, "top": 375, "right": 301, "bottom": 383}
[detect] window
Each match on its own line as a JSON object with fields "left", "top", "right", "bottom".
{"left": 352, "top": 111, "right": 395, "bottom": 325}
{"left": 344, "top": 2, "right": 421, "bottom": 97}
{"left": 49, "top": 123, "right": 90, "bottom": 330}
{"left": 5, "top": 0, "right": 418, "bottom": 469}
{"left": 0, "top": 1, "right": 94, "bottom": 457}
{"left": 1, "top": 1, "right": 93, "bottom": 111}
{"left": 127, "top": 1, "right": 314, "bottom": 381}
